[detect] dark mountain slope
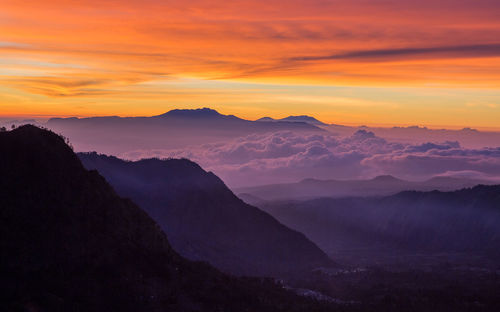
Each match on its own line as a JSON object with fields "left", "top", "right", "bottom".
{"left": 79, "top": 152, "right": 333, "bottom": 277}
{"left": 259, "top": 186, "right": 500, "bottom": 262}
{"left": 0, "top": 125, "right": 334, "bottom": 312}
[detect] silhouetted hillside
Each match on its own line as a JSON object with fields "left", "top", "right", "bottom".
{"left": 259, "top": 186, "right": 500, "bottom": 263}
{"left": 79, "top": 152, "right": 333, "bottom": 277}
{"left": 0, "top": 125, "right": 335, "bottom": 311}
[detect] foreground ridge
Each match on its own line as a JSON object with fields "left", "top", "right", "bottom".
{"left": 0, "top": 125, "right": 334, "bottom": 312}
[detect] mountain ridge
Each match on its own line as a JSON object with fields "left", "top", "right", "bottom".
{"left": 257, "top": 184, "right": 500, "bottom": 264}
{"left": 236, "top": 174, "right": 496, "bottom": 201}
{"left": 0, "top": 125, "right": 334, "bottom": 311}
{"left": 78, "top": 152, "right": 335, "bottom": 277}
{"left": 45, "top": 108, "right": 323, "bottom": 155}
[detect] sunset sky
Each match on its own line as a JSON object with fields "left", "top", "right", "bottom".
{"left": 1, "top": 0, "right": 500, "bottom": 129}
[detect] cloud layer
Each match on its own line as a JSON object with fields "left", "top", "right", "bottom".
{"left": 120, "top": 130, "right": 500, "bottom": 187}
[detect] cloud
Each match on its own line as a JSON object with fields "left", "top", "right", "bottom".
{"left": 362, "top": 145, "right": 500, "bottom": 178}
{"left": 118, "top": 129, "right": 500, "bottom": 187}
{"left": 2, "top": 77, "right": 114, "bottom": 97}
{"left": 435, "top": 170, "right": 500, "bottom": 182}
{"left": 0, "top": 41, "right": 29, "bottom": 48}
{"left": 290, "top": 43, "right": 500, "bottom": 62}
{"left": 3, "top": 0, "right": 500, "bottom": 107}
{"left": 403, "top": 141, "right": 461, "bottom": 153}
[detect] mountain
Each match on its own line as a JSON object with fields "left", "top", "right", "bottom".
{"left": 79, "top": 152, "right": 333, "bottom": 277}
{"left": 235, "top": 175, "right": 495, "bottom": 202}
{"left": 257, "top": 115, "right": 327, "bottom": 126}
{"left": 257, "top": 186, "right": 500, "bottom": 265}
{"left": 0, "top": 125, "right": 334, "bottom": 311}
{"left": 156, "top": 107, "right": 241, "bottom": 120}
{"left": 257, "top": 116, "right": 276, "bottom": 122}
{"left": 280, "top": 116, "right": 327, "bottom": 125}
{"left": 46, "top": 108, "right": 323, "bottom": 155}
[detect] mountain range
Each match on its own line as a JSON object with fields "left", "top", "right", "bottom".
{"left": 0, "top": 125, "right": 334, "bottom": 311}
{"left": 79, "top": 152, "right": 333, "bottom": 277}
{"left": 5, "top": 108, "right": 500, "bottom": 151}
{"left": 257, "top": 185, "right": 500, "bottom": 265}
{"left": 46, "top": 108, "right": 323, "bottom": 155}
{"left": 236, "top": 175, "right": 496, "bottom": 202}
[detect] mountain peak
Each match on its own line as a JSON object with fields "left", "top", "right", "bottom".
{"left": 281, "top": 115, "right": 326, "bottom": 125}
{"left": 1, "top": 125, "right": 80, "bottom": 168}
{"left": 256, "top": 116, "right": 276, "bottom": 122}
{"left": 256, "top": 115, "right": 326, "bottom": 125}
{"left": 158, "top": 107, "right": 223, "bottom": 118}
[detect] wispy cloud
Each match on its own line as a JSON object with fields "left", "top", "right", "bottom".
{"left": 0, "top": 41, "right": 28, "bottom": 48}
{"left": 1, "top": 77, "right": 114, "bottom": 97}
{"left": 290, "top": 44, "right": 500, "bottom": 62}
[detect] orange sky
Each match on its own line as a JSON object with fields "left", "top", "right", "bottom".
{"left": 1, "top": 0, "right": 500, "bottom": 128}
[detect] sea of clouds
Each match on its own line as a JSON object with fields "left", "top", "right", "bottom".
{"left": 120, "top": 130, "right": 500, "bottom": 187}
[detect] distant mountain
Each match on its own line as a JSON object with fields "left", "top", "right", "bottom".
{"left": 257, "top": 115, "right": 327, "bottom": 126}
{"left": 46, "top": 108, "right": 322, "bottom": 155}
{"left": 235, "top": 175, "right": 495, "bottom": 202}
{"left": 0, "top": 125, "right": 334, "bottom": 311}
{"left": 257, "top": 116, "right": 276, "bottom": 122}
{"left": 281, "top": 116, "right": 327, "bottom": 125}
{"left": 258, "top": 185, "right": 500, "bottom": 263}
{"left": 79, "top": 152, "right": 334, "bottom": 277}
{"left": 156, "top": 107, "right": 241, "bottom": 120}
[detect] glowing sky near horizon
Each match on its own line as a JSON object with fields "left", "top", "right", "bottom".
{"left": 1, "top": 0, "right": 500, "bottom": 129}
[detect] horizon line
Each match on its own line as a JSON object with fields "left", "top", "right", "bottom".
{"left": 2, "top": 108, "right": 500, "bottom": 132}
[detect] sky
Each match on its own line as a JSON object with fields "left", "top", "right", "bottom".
{"left": 1, "top": 0, "right": 500, "bottom": 129}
